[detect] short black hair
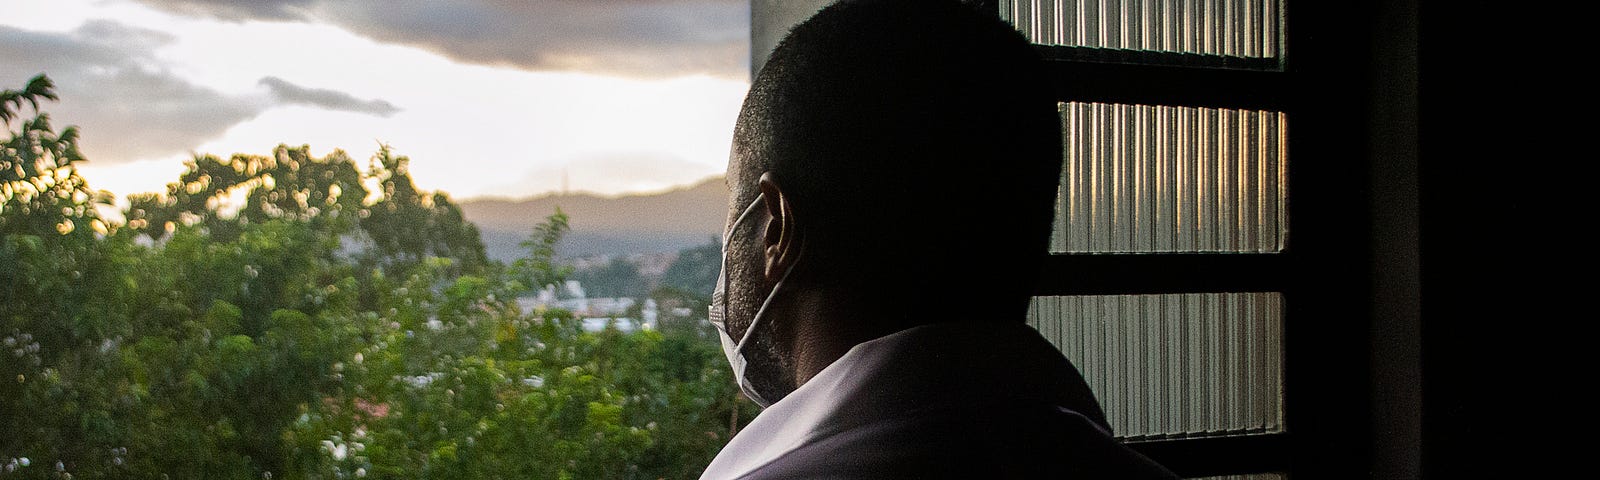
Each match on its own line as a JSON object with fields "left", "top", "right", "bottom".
{"left": 733, "top": 0, "right": 1061, "bottom": 306}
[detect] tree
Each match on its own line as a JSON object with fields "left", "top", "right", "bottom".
{"left": 2, "top": 75, "right": 754, "bottom": 479}
{"left": 0, "top": 74, "right": 108, "bottom": 239}
{"left": 574, "top": 257, "right": 649, "bottom": 299}
{"left": 660, "top": 239, "right": 720, "bottom": 296}
{"left": 510, "top": 207, "right": 572, "bottom": 294}
{"left": 2, "top": 74, "right": 130, "bottom": 477}
{"left": 360, "top": 145, "right": 489, "bottom": 277}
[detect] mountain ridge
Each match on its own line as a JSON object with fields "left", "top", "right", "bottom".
{"left": 460, "top": 176, "right": 729, "bottom": 260}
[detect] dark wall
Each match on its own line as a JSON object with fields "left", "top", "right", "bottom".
{"left": 1366, "top": 0, "right": 1421, "bottom": 477}
{"left": 1420, "top": 1, "right": 1550, "bottom": 477}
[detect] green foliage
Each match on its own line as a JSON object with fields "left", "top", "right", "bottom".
{"left": 660, "top": 239, "right": 720, "bottom": 295}
{"left": 573, "top": 257, "right": 649, "bottom": 299}
{"left": 1, "top": 75, "right": 754, "bottom": 479}
{"left": 0, "top": 75, "right": 58, "bottom": 124}
{"left": 355, "top": 144, "right": 490, "bottom": 279}
{"left": 1, "top": 74, "right": 108, "bottom": 240}
{"left": 511, "top": 207, "right": 572, "bottom": 294}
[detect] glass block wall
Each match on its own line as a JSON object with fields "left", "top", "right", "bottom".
{"left": 999, "top": 0, "right": 1282, "bottom": 59}
{"left": 1050, "top": 102, "right": 1287, "bottom": 253}
{"left": 1027, "top": 293, "right": 1284, "bottom": 439}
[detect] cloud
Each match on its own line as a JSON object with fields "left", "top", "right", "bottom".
{"left": 132, "top": 0, "right": 750, "bottom": 78}
{"left": 259, "top": 76, "right": 400, "bottom": 116}
{"left": 135, "top": 0, "right": 315, "bottom": 21}
{"left": 0, "top": 20, "right": 265, "bottom": 165}
{"left": 1, "top": 20, "right": 404, "bottom": 165}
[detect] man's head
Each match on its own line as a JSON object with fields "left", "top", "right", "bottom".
{"left": 719, "top": 0, "right": 1061, "bottom": 402}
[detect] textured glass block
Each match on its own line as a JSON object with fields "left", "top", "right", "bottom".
{"left": 1026, "top": 293, "right": 1283, "bottom": 439}
{"left": 1050, "top": 102, "right": 1286, "bottom": 253}
{"left": 999, "top": 0, "right": 1281, "bottom": 59}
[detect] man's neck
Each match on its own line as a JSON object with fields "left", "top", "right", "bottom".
{"left": 784, "top": 285, "right": 917, "bottom": 387}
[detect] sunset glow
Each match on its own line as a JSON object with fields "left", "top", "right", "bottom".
{"left": 1, "top": 0, "right": 750, "bottom": 200}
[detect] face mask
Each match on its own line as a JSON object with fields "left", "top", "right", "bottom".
{"left": 709, "top": 193, "right": 799, "bottom": 408}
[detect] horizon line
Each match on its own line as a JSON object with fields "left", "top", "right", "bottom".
{"left": 460, "top": 174, "right": 726, "bottom": 203}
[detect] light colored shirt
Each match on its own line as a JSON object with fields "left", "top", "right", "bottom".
{"left": 699, "top": 321, "right": 1176, "bottom": 479}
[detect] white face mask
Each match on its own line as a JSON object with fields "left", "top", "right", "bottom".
{"left": 709, "top": 193, "right": 798, "bottom": 408}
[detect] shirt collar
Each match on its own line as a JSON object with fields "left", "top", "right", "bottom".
{"left": 700, "top": 321, "right": 1106, "bottom": 479}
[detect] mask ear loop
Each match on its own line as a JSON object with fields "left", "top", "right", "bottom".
{"left": 733, "top": 217, "right": 804, "bottom": 358}
{"left": 726, "top": 195, "right": 766, "bottom": 252}
{"left": 711, "top": 194, "right": 767, "bottom": 328}
{"left": 726, "top": 193, "right": 804, "bottom": 407}
{"left": 733, "top": 238, "right": 803, "bottom": 408}
{"left": 732, "top": 243, "right": 800, "bottom": 352}
{"left": 729, "top": 193, "right": 771, "bottom": 354}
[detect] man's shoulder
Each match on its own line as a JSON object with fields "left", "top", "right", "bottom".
{"left": 739, "top": 401, "right": 1176, "bottom": 479}
{"left": 707, "top": 322, "right": 1175, "bottom": 479}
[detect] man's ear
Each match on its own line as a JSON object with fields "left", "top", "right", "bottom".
{"left": 758, "top": 172, "right": 801, "bottom": 282}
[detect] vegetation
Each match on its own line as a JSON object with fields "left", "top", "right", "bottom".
{"left": 1, "top": 74, "right": 753, "bottom": 479}
{"left": 658, "top": 241, "right": 719, "bottom": 296}
{"left": 571, "top": 257, "right": 650, "bottom": 299}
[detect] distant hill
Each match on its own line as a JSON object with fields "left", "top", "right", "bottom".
{"left": 461, "top": 177, "right": 728, "bottom": 261}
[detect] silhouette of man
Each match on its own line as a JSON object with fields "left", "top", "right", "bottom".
{"left": 701, "top": 0, "right": 1177, "bottom": 478}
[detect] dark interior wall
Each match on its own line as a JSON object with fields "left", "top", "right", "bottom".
{"left": 1419, "top": 1, "right": 1550, "bottom": 477}
{"left": 1365, "top": 0, "right": 1422, "bottom": 477}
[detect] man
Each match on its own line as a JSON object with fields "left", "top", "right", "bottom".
{"left": 701, "top": 0, "right": 1176, "bottom": 478}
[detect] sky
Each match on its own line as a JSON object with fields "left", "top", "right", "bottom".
{"left": 0, "top": 0, "right": 750, "bottom": 200}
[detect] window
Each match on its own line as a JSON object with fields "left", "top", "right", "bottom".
{"left": 994, "top": 1, "right": 1374, "bottom": 477}
{"left": 750, "top": 1, "right": 1378, "bottom": 477}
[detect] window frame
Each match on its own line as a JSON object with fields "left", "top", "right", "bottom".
{"left": 982, "top": 1, "right": 1378, "bottom": 478}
